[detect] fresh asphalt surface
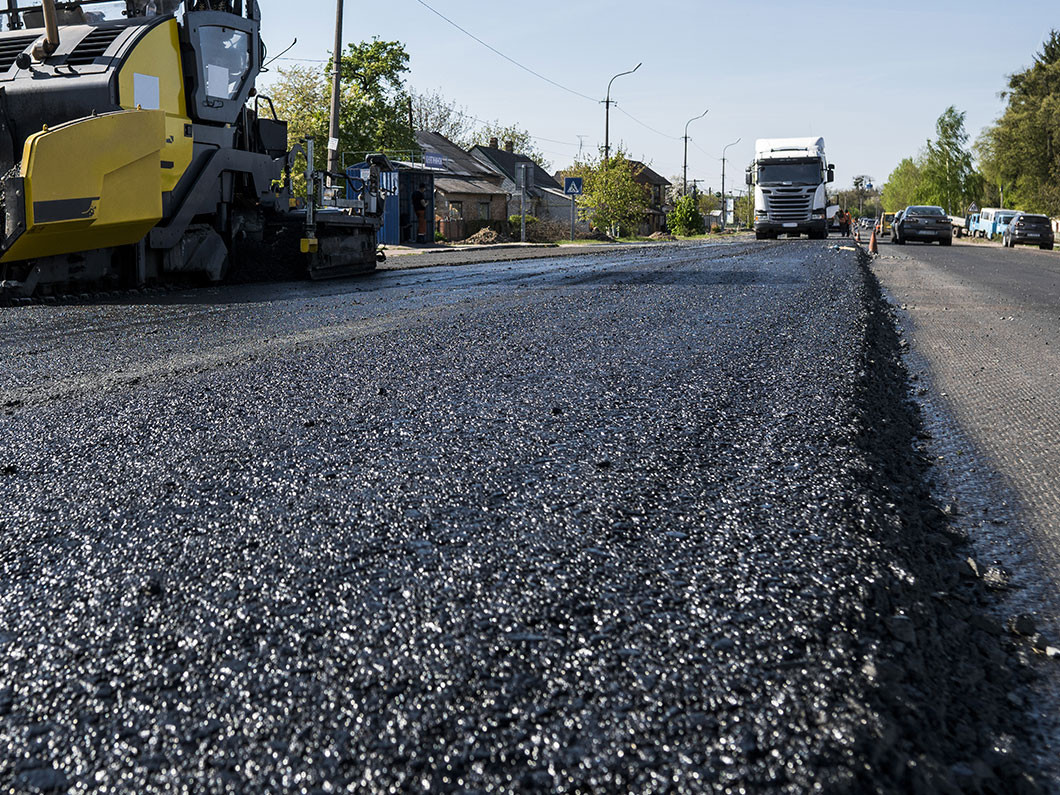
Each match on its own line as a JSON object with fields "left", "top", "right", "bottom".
{"left": 0, "top": 240, "right": 1049, "bottom": 792}
{"left": 871, "top": 233, "right": 1060, "bottom": 567}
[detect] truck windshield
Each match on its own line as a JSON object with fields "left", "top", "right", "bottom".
{"left": 758, "top": 162, "right": 821, "bottom": 185}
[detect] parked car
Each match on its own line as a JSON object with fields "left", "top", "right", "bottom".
{"left": 892, "top": 205, "right": 951, "bottom": 246}
{"left": 875, "top": 212, "right": 896, "bottom": 237}
{"left": 1002, "top": 212, "right": 1055, "bottom": 250}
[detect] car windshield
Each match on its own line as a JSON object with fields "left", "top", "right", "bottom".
{"left": 1020, "top": 214, "right": 1049, "bottom": 223}
{"left": 998, "top": 214, "right": 1015, "bottom": 224}
{"left": 907, "top": 206, "right": 946, "bottom": 216}
{"left": 757, "top": 161, "right": 821, "bottom": 185}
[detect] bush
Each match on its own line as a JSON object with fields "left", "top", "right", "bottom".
{"left": 509, "top": 214, "right": 539, "bottom": 229}
{"left": 668, "top": 194, "right": 706, "bottom": 236}
{"left": 526, "top": 219, "right": 569, "bottom": 243}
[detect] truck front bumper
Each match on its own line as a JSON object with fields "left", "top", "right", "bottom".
{"left": 754, "top": 219, "right": 827, "bottom": 236}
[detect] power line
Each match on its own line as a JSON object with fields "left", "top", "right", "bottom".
{"left": 411, "top": 0, "right": 597, "bottom": 103}
{"left": 426, "top": 104, "right": 580, "bottom": 150}
{"left": 613, "top": 105, "right": 681, "bottom": 141}
{"left": 691, "top": 140, "right": 721, "bottom": 160}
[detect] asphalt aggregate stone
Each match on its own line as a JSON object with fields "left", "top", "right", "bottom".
{"left": 0, "top": 242, "right": 1045, "bottom": 792}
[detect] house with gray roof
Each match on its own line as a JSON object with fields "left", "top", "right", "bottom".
{"left": 415, "top": 131, "right": 508, "bottom": 238}
{"left": 627, "top": 160, "right": 672, "bottom": 235}
{"left": 469, "top": 139, "right": 571, "bottom": 221}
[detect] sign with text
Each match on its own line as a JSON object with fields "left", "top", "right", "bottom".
{"left": 424, "top": 152, "right": 444, "bottom": 169}
{"left": 564, "top": 177, "right": 584, "bottom": 196}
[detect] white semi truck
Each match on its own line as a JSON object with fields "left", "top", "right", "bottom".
{"left": 746, "top": 137, "right": 834, "bottom": 239}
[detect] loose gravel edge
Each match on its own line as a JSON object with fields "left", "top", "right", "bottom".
{"left": 843, "top": 247, "right": 1045, "bottom": 793}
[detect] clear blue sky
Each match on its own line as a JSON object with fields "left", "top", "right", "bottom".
{"left": 259, "top": 0, "right": 1055, "bottom": 191}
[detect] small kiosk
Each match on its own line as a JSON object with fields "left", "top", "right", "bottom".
{"left": 347, "top": 162, "right": 435, "bottom": 245}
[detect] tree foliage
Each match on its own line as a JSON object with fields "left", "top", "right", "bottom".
{"left": 411, "top": 90, "right": 550, "bottom": 169}
{"left": 918, "top": 106, "right": 982, "bottom": 213}
{"left": 668, "top": 193, "right": 705, "bottom": 236}
{"left": 977, "top": 30, "right": 1060, "bottom": 215}
{"left": 410, "top": 88, "right": 476, "bottom": 146}
{"left": 881, "top": 157, "right": 923, "bottom": 212}
{"left": 567, "top": 148, "right": 649, "bottom": 236}
{"left": 269, "top": 38, "right": 417, "bottom": 177}
{"left": 467, "top": 122, "right": 551, "bottom": 171}
{"left": 881, "top": 107, "right": 982, "bottom": 213}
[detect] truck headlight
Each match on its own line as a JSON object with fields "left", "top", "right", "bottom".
{"left": 811, "top": 209, "right": 825, "bottom": 218}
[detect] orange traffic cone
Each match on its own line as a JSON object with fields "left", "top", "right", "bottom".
{"left": 869, "top": 228, "right": 878, "bottom": 255}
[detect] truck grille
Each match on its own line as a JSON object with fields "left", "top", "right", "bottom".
{"left": 764, "top": 188, "right": 812, "bottom": 222}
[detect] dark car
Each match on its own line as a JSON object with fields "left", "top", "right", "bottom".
{"left": 1002, "top": 212, "right": 1054, "bottom": 250}
{"left": 892, "top": 205, "right": 951, "bottom": 245}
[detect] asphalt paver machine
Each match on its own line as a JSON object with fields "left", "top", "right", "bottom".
{"left": 0, "top": 0, "right": 387, "bottom": 298}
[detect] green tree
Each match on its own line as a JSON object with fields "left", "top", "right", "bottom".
{"left": 668, "top": 193, "right": 705, "bottom": 236}
{"left": 976, "top": 30, "right": 1060, "bottom": 214}
{"left": 569, "top": 148, "right": 650, "bottom": 236}
{"left": 697, "top": 191, "right": 718, "bottom": 215}
{"left": 881, "top": 157, "right": 923, "bottom": 212}
{"left": 269, "top": 38, "right": 418, "bottom": 178}
{"left": 409, "top": 89, "right": 551, "bottom": 170}
{"left": 468, "top": 122, "right": 551, "bottom": 171}
{"left": 918, "top": 106, "right": 982, "bottom": 213}
{"left": 411, "top": 88, "right": 475, "bottom": 145}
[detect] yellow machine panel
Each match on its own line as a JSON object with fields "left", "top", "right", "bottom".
{"left": 116, "top": 18, "right": 192, "bottom": 194}
{"left": 2, "top": 110, "right": 166, "bottom": 263}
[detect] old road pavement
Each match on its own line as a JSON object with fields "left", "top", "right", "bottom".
{"left": 1, "top": 239, "right": 1055, "bottom": 792}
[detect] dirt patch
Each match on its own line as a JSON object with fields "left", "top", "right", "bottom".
{"left": 463, "top": 228, "right": 513, "bottom": 245}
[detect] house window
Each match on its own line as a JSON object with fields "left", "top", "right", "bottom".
{"left": 478, "top": 202, "right": 491, "bottom": 220}
{"left": 449, "top": 201, "right": 463, "bottom": 219}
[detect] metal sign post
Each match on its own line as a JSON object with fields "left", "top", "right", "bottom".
{"left": 564, "top": 177, "right": 584, "bottom": 242}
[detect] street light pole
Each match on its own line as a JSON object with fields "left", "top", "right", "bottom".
{"left": 326, "top": 0, "right": 344, "bottom": 184}
{"left": 682, "top": 109, "right": 708, "bottom": 196}
{"left": 603, "top": 63, "right": 641, "bottom": 162}
{"left": 720, "top": 137, "right": 741, "bottom": 231}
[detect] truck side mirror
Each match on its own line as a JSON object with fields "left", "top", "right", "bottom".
{"left": 745, "top": 170, "right": 752, "bottom": 186}
{"left": 827, "top": 165, "right": 835, "bottom": 183}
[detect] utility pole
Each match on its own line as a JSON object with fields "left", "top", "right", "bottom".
{"left": 682, "top": 109, "right": 708, "bottom": 196}
{"left": 720, "top": 138, "right": 741, "bottom": 231}
{"left": 603, "top": 63, "right": 641, "bottom": 161}
{"left": 326, "top": 0, "right": 344, "bottom": 184}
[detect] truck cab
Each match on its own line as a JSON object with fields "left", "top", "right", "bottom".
{"left": 747, "top": 137, "right": 834, "bottom": 240}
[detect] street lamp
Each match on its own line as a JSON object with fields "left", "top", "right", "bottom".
{"left": 682, "top": 109, "right": 709, "bottom": 196}
{"left": 603, "top": 63, "right": 641, "bottom": 162}
{"left": 720, "top": 137, "right": 741, "bottom": 230}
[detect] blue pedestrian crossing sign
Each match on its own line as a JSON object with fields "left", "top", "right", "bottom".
{"left": 564, "top": 177, "right": 584, "bottom": 196}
